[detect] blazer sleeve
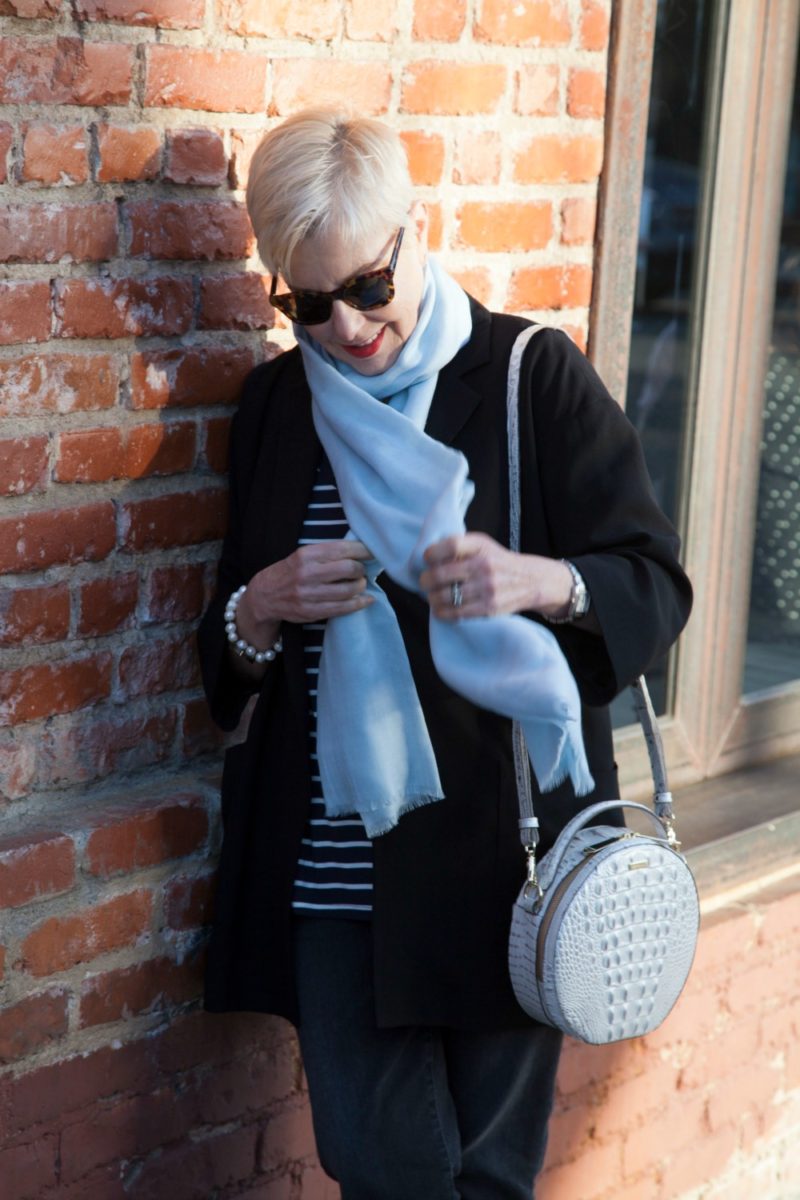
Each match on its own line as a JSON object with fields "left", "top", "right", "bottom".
{"left": 520, "top": 328, "right": 693, "bottom": 705}
{"left": 196, "top": 365, "right": 280, "bottom": 732}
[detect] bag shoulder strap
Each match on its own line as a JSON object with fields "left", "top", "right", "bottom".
{"left": 505, "top": 326, "right": 678, "bottom": 849}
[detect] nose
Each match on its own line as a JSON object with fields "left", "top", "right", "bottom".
{"left": 329, "top": 299, "right": 368, "bottom": 344}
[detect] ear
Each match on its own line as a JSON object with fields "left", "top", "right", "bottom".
{"left": 410, "top": 200, "right": 429, "bottom": 260}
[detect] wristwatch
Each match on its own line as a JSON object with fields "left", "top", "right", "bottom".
{"left": 547, "top": 560, "right": 590, "bottom": 624}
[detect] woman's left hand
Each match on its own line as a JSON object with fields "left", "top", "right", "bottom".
{"left": 420, "top": 533, "right": 573, "bottom": 621}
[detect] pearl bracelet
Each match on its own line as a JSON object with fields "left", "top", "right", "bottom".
{"left": 224, "top": 584, "right": 283, "bottom": 664}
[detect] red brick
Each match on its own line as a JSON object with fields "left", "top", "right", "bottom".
{"left": 346, "top": 0, "right": 398, "bottom": 41}
{"left": 516, "top": 63, "right": 560, "bottom": 115}
{"left": 59, "top": 1087, "right": 194, "bottom": 1184}
{"left": 0, "top": 281, "right": 51, "bottom": 345}
{"left": 568, "top": 68, "right": 606, "bottom": 118}
{"left": 0, "top": 0, "right": 59, "bottom": 12}
{"left": 228, "top": 128, "right": 262, "bottom": 189}
{"left": 457, "top": 201, "right": 552, "bottom": 252}
{"left": 0, "top": 203, "right": 117, "bottom": 264}
{"left": 145, "top": 562, "right": 205, "bottom": 623}
{"left": 114, "top": 1124, "right": 258, "bottom": 1199}
{"left": 120, "top": 488, "right": 227, "bottom": 552}
{"left": 117, "top": 632, "right": 200, "bottom": 699}
{"left": 130, "top": 346, "right": 255, "bottom": 409}
{"left": 203, "top": 415, "right": 232, "bottom": 473}
{"left": 452, "top": 132, "right": 501, "bottom": 185}
{"left": 0, "top": 1136, "right": 59, "bottom": 1200}
{"left": 475, "top": 0, "right": 571, "bottom": 45}
{"left": 259, "top": 1104, "right": 317, "bottom": 1171}
{"left": 0, "top": 733, "right": 36, "bottom": 802}
{"left": 0, "top": 38, "right": 133, "bottom": 106}
{"left": 514, "top": 135, "right": 604, "bottom": 183}
{"left": 0, "top": 353, "right": 120, "bottom": 416}
{"left": 400, "top": 131, "right": 445, "bottom": 186}
{"left": 54, "top": 276, "right": 193, "bottom": 339}
{"left": 144, "top": 44, "right": 268, "bottom": 113}
{"left": 509, "top": 264, "right": 593, "bottom": 310}
{"left": 0, "top": 653, "right": 113, "bottom": 725}
{"left": 664, "top": 1124, "right": 739, "bottom": 1196}
{"left": 538, "top": 1138, "right": 622, "bottom": 1200}
{"left": 77, "top": 573, "right": 138, "bottom": 637}
{"left": 96, "top": 123, "right": 161, "bottom": 182}
{"left": 449, "top": 267, "right": 492, "bottom": 306}
{"left": 561, "top": 197, "right": 597, "bottom": 245}
{"left": 55, "top": 428, "right": 123, "bottom": 483}
{"left": 0, "top": 434, "right": 48, "bottom": 495}
{"left": 35, "top": 706, "right": 178, "bottom": 789}
{"left": 0, "top": 832, "right": 75, "bottom": 908}
{"left": 75, "top": 0, "right": 204, "bottom": 27}
{"left": 272, "top": 59, "right": 392, "bottom": 115}
{"left": 199, "top": 273, "right": 274, "bottom": 330}
{"left": 21, "top": 123, "right": 89, "bottom": 184}
{"left": 164, "top": 127, "right": 227, "bottom": 185}
{"left": 164, "top": 872, "right": 216, "bottom": 930}
{"left": 427, "top": 201, "right": 444, "bottom": 251}
{"left": 19, "top": 889, "right": 153, "bottom": 976}
{"left": 86, "top": 794, "right": 207, "bottom": 876}
{"left": 412, "top": 0, "right": 466, "bottom": 40}
{"left": 0, "top": 582, "right": 70, "bottom": 646}
{"left": 0, "top": 502, "right": 116, "bottom": 574}
{"left": 0, "top": 123, "right": 12, "bottom": 182}
{"left": 223, "top": 0, "right": 341, "bottom": 38}
{"left": 80, "top": 954, "right": 202, "bottom": 1027}
{"left": 580, "top": 0, "right": 610, "bottom": 51}
{"left": 128, "top": 199, "right": 253, "bottom": 261}
{"left": 124, "top": 421, "right": 196, "bottom": 477}
{"left": 0, "top": 991, "right": 68, "bottom": 1064}
{"left": 401, "top": 61, "right": 506, "bottom": 115}
{"left": 707, "top": 1061, "right": 782, "bottom": 1134}
{"left": 6, "top": 1039, "right": 161, "bottom": 1134}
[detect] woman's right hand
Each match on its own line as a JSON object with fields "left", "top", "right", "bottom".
{"left": 234, "top": 541, "right": 374, "bottom": 650}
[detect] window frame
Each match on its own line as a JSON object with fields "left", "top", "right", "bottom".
{"left": 592, "top": 0, "right": 800, "bottom": 798}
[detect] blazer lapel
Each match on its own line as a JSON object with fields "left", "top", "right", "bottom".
{"left": 242, "top": 354, "right": 321, "bottom": 577}
{"left": 424, "top": 296, "right": 493, "bottom": 446}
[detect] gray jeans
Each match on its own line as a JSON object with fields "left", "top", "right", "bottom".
{"left": 293, "top": 918, "right": 563, "bottom": 1200}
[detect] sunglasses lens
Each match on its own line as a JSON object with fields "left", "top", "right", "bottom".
{"left": 292, "top": 297, "right": 334, "bottom": 325}
{"left": 344, "top": 275, "right": 393, "bottom": 311}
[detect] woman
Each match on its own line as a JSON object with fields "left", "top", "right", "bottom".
{"left": 197, "top": 109, "right": 692, "bottom": 1199}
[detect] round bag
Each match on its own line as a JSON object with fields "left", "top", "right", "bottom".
{"left": 508, "top": 800, "right": 700, "bottom": 1044}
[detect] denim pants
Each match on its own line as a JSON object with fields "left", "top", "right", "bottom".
{"left": 294, "top": 918, "right": 563, "bottom": 1200}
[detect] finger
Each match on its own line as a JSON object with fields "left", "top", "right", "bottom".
{"left": 310, "top": 540, "right": 372, "bottom": 561}
{"left": 422, "top": 535, "right": 467, "bottom": 566}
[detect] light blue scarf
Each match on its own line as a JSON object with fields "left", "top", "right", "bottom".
{"left": 295, "top": 257, "right": 593, "bottom": 836}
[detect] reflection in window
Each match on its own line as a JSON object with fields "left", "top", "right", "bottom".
{"left": 743, "top": 63, "right": 800, "bottom": 695}
{"left": 616, "top": 0, "right": 716, "bottom": 724}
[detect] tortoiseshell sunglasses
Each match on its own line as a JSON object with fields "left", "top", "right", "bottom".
{"left": 269, "top": 227, "right": 405, "bottom": 326}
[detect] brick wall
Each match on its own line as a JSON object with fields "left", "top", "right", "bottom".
{"left": 4, "top": 2, "right": 796, "bottom": 1198}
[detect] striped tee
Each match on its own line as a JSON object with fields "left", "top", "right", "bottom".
{"left": 291, "top": 455, "right": 374, "bottom": 918}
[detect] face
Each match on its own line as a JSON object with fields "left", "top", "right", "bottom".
{"left": 284, "top": 203, "right": 429, "bottom": 376}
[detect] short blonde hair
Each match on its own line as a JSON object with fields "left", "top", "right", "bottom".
{"left": 246, "top": 109, "right": 415, "bottom": 278}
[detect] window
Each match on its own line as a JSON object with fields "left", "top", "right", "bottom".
{"left": 593, "top": 0, "right": 800, "bottom": 801}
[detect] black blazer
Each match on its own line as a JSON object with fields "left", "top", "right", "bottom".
{"left": 197, "top": 298, "right": 692, "bottom": 1030}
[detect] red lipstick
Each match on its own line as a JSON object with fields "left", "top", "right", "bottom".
{"left": 342, "top": 327, "right": 385, "bottom": 359}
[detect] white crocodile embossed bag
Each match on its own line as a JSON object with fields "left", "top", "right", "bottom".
{"left": 505, "top": 327, "right": 700, "bottom": 1045}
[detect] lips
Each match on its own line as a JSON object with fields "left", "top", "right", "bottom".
{"left": 341, "top": 327, "right": 386, "bottom": 359}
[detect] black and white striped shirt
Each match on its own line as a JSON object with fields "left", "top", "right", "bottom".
{"left": 291, "top": 455, "right": 374, "bottom": 918}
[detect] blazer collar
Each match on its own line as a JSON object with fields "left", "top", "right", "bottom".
{"left": 424, "top": 295, "right": 492, "bottom": 445}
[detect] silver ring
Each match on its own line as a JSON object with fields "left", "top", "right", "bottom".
{"left": 450, "top": 580, "right": 464, "bottom": 609}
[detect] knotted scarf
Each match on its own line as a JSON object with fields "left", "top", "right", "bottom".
{"left": 295, "top": 256, "right": 593, "bottom": 836}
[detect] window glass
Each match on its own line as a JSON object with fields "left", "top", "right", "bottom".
{"left": 615, "top": 0, "right": 717, "bottom": 724}
{"left": 743, "top": 61, "right": 800, "bottom": 695}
